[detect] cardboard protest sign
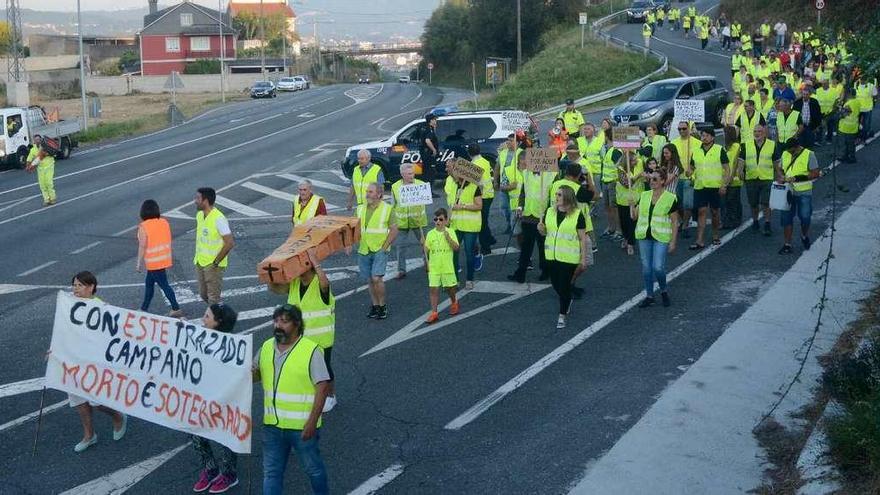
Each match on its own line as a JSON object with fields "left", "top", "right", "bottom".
{"left": 612, "top": 127, "right": 642, "bottom": 149}
{"left": 522, "top": 148, "right": 559, "bottom": 172}
{"left": 673, "top": 99, "right": 705, "bottom": 123}
{"left": 445, "top": 158, "right": 484, "bottom": 184}
{"left": 397, "top": 182, "right": 434, "bottom": 207}
{"left": 45, "top": 292, "right": 253, "bottom": 453}
{"left": 258, "top": 215, "right": 360, "bottom": 284}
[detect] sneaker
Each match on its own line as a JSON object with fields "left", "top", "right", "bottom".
{"left": 465, "top": 281, "right": 475, "bottom": 290}
{"left": 801, "top": 236, "right": 811, "bottom": 250}
{"left": 208, "top": 473, "right": 239, "bottom": 494}
{"left": 377, "top": 305, "right": 388, "bottom": 319}
{"left": 473, "top": 253, "right": 483, "bottom": 272}
{"left": 74, "top": 434, "right": 98, "bottom": 453}
{"left": 556, "top": 315, "right": 566, "bottom": 329}
{"left": 661, "top": 292, "right": 671, "bottom": 307}
{"left": 763, "top": 222, "right": 772, "bottom": 236}
{"left": 600, "top": 229, "right": 613, "bottom": 238}
{"left": 425, "top": 311, "right": 439, "bottom": 324}
{"left": 367, "top": 305, "right": 379, "bottom": 318}
{"left": 592, "top": 244, "right": 599, "bottom": 253}
{"left": 193, "top": 469, "right": 219, "bottom": 493}
{"left": 322, "top": 396, "right": 337, "bottom": 413}
{"left": 449, "top": 301, "right": 460, "bottom": 315}
{"left": 778, "top": 244, "right": 793, "bottom": 255}
{"left": 113, "top": 414, "right": 127, "bottom": 441}
{"left": 637, "top": 297, "right": 655, "bottom": 308}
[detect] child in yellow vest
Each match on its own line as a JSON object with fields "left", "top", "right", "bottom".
{"left": 423, "top": 208, "right": 460, "bottom": 324}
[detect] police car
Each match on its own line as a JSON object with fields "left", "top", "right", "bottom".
{"left": 341, "top": 109, "right": 537, "bottom": 184}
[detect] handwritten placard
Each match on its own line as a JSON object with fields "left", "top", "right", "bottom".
{"left": 446, "top": 158, "right": 484, "bottom": 184}
{"left": 612, "top": 126, "right": 642, "bottom": 149}
{"left": 673, "top": 99, "right": 705, "bottom": 123}
{"left": 522, "top": 148, "right": 559, "bottom": 172}
{"left": 397, "top": 182, "right": 434, "bottom": 207}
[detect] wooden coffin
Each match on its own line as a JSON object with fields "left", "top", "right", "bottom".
{"left": 257, "top": 215, "right": 360, "bottom": 284}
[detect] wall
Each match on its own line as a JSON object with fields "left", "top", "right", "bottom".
{"left": 86, "top": 73, "right": 262, "bottom": 95}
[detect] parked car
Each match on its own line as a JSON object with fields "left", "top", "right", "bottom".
{"left": 609, "top": 76, "right": 730, "bottom": 135}
{"left": 398, "top": 75, "right": 411, "bottom": 84}
{"left": 293, "top": 75, "right": 310, "bottom": 89}
{"left": 358, "top": 74, "right": 371, "bottom": 84}
{"left": 626, "top": 0, "right": 656, "bottom": 23}
{"left": 341, "top": 109, "right": 537, "bottom": 184}
{"left": 277, "top": 77, "right": 303, "bottom": 91}
{"left": 250, "top": 81, "right": 276, "bottom": 98}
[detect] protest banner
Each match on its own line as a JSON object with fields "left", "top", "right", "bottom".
{"left": 612, "top": 126, "right": 642, "bottom": 149}
{"left": 397, "top": 182, "right": 434, "bottom": 207}
{"left": 522, "top": 148, "right": 559, "bottom": 172}
{"left": 673, "top": 99, "right": 705, "bottom": 123}
{"left": 445, "top": 158, "right": 484, "bottom": 184}
{"left": 258, "top": 215, "right": 360, "bottom": 284}
{"left": 45, "top": 292, "right": 253, "bottom": 453}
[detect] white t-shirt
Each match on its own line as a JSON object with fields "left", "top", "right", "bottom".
{"left": 774, "top": 22, "right": 787, "bottom": 35}
{"left": 215, "top": 216, "right": 231, "bottom": 236}
{"left": 722, "top": 26, "right": 731, "bottom": 37}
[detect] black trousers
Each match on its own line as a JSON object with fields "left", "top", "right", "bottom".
{"left": 516, "top": 220, "right": 546, "bottom": 274}
{"left": 617, "top": 205, "right": 637, "bottom": 246}
{"left": 548, "top": 260, "right": 578, "bottom": 314}
{"left": 479, "top": 196, "right": 495, "bottom": 254}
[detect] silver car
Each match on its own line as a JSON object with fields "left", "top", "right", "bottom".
{"left": 609, "top": 76, "right": 730, "bottom": 135}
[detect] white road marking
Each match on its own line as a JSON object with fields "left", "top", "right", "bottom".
{"left": 279, "top": 173, "right": 350, "bottom": 193}
{"left": 17, "top": 260, "right": 58, "bottom": 277}
{"left": 650, "top": 35, "right": 732, "bottom": 59}
{"left": 0, "top": 283, "right": 63, "bottom": 294}
{"left": 399, "top": 86, "right": 423, "bottom": 110}
{"left": 0, "top": 399, "right": 68, "bottom": 433}
{"left": 214, "top": 195, "right": 270, "bottom": 217}
{"left": 298, "top": 112, "right": 316, "bottom": 118}
{"left": 242, "top": 181, "right": 296, "bottom": 202}
{"left": 295, "top": 152, "right": 305, "bottom": 158}
{"left": 444, "top": 218, "right": 761, "bottom": 431}
{"left": 361, "top": 281, "right": 550, "bottom": 357}
{"left": 349, "top": 462, "right": 406, "bottom": 495}
{"left": 112, "top": 224, "right": 140, "bottom": 237}
{"left": 58, "top": 443, "right": 189, "bottom": 495}
{"left": 0, "top": 194, "right": 42, "bottom": 213}
{"left": 70, "top": 241, "right": 103, "bottom": 254}
{"left": 327, "top": 168, "right": 350, "bottom": 184}
{"left": 163, "top": 209, "right": 191, "bottom": 219}
{"left": 370, "top": 117, "right": 384, "bottom": 125}
{"left": 0, "top": 377, "right": 44, "bottom": 398}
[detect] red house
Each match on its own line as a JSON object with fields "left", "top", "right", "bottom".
{"left": 139, "top": 0, "right": 237, "bottom": 76}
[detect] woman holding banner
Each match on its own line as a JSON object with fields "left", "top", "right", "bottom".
{"left": 191, "top": 303, "right": 240, "bottom": 493}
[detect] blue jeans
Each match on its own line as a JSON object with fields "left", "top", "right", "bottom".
{"left": 776, "top": 34, "right": 785, "bottom": 49}
{"left": 637, "top": 239, "right": 668, "bottom": 297}
{"left": 780, "top": 193, "right": 812, "bottom": 228}
{"left": 861, "top": 110, "right": 873, "bottom": 140}
{"left": 453, "top": 231, "right": 478, "bottom": 281}
{"left": 141, "top": 268, "right": 180, "bottom": 312}
{"left": 262, "top": 426, "right": 328, "bottom": 495}
{"left": 498, "top": 191, "right": 512, "bottom": 231}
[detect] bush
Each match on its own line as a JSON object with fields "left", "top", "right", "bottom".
{"left": 184, "top": 59, "right": 221, "bottom": 74}
{"left": 96, "top": 58, "right": 122, "bottom": 76}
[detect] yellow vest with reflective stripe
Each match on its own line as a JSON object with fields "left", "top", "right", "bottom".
{"left": 577, "top": 136, "right": 604, "bottom": 174}
{"left": 601, "top": 147, "right": 620, "bottom": 183}
{"left": 856, "top": 81, "right": 875, "bottom": 112}
{"left": 838, "top": 99, "right": 861, "bottom": 135}
{"left": 782, "top": 149, "right": 814, "bottom": 193}
{"left": 522, "top": 171, "right": 554, "bottom": 218}
{"left": 744, "top": 139, "right": 776, "bottom": 180}
{"left": 445, "top": 178, "right": 481, "bottom": 232}
{"left": 194, "top": 207, "right": 228, "bottom": 267}
{"left": 558, "top": 109, "right": 585, "bottom": 135}
{"left": 543, "top": 209, "right": 581, "bottom": 264}
{"left": 643, "top": 23, "right": 652, "bottom": 37}
{"left": 692, "top": 144, "right": 724, "bottom": 189}
{"left": 472, "top": 155, "right": 495, "bottom": 199}
{"left": 739, "top": 111, "right": 761, "bottom": 143}
{"left": 776, "top": 110, "right": 800, "bottom": 143}
{"left": 391, "top": 179, "right": 428, "bottom": 229}
{"left": 814, "top": 87, "right": 837, "bottom": 115}
{"left": 287, "top": 277, "right": 335, "bottom": 349}
{"left": 550, "top": 178, "right": 593, "bottom": 233}
{"left": 260, "top": 337, "right": 322, "bottom": 430}
{"left": 741, "top": 34, "right": 752, "bottom": 50}
{"left": 761, "top": 23, "right": 771, "bottom": 37}
{"left": 671, "top": 136, "right": 700, "bottom": 172}
{"left": 293, "top": 194, "right": 322, "bottom": 225}
{"left": 352, "top": 164, "right": 382, "bottom": 206}
{"left": 357, "top": 201, "right": 392, "bottom": 254}
{"left": 615, "top": 155, "right": 644, "bottom": 206}
{"left": 758, "top": 98, "right": 774, "bottom": 119}
{"left": 635, "top": 190, "right": 676, "bottom": 243}
{"left": 727, "top": 143, "right": 742, "bottom": 186}
{"left": 502, "top": 163, "right": 524, "bottom": 210}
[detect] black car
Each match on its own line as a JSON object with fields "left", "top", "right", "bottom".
{"left": 250, "top": 81, "right": 276, "bottom": 99}
{"left": 358, "top": 75, "right": 370, "bottom": 84}
{"left": 626, "top": 0, "right": 656, "bottom": 23}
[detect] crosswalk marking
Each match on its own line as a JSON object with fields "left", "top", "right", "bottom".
{"left": 279, "top": 173, "right": 351, "bottom": 193}
{"left": 241, "top": 181, "right": 296, "bottom": 202}
{"left": 214, "top": 195, "right": 270, "bottom": 217}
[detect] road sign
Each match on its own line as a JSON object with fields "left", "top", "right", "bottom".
{"left": 163, "top": 71, "right": 185, "bottom": 90}
{"left": 815, "top": 0, "right": 825, "bottom": 10}
{"left": 673, "top": 98, "right": 705, "bottom": 123}
{"left": 579, "top": 12, "right": 588, "bottom": 25}
{"left": 427, "top": 62, "right": 434, "bottom": 70}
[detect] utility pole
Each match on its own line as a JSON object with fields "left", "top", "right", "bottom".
{"left": 218, "top": 0, "right": 225, "bottom": 102}
{"left": 516, "top": 0, "right": 522, "bottom": 72}
{"left": 259, "top": 0, "right": 265, "bottom": 78}
{"left": 76, "top": 0, "right": 88, "bottom": 129}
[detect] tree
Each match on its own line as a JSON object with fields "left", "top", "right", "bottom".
{"left": 0, "top": 21, "right": 12, "bottom": 55}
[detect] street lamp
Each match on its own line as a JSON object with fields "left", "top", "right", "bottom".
{"left": 218, "top": 0, "right": 225, "bottom": 102}
{"left": 77, "top": 0, "right": 88, "bottom": 130}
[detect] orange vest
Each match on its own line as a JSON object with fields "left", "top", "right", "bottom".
{"left": 142, "top": 218, "right": 173, "bottom": 270}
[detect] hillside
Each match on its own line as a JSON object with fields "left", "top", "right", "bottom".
{"left": 719, "top": 0, "right": 875, "bottom": 31}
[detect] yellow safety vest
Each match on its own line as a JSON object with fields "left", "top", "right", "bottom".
{"left": 727, "top": 143, "right": 742, "bottom": 186}
{"left": 671, "top": 136, "right": 700, "bottom": 171}
{"left": 739, "top": 111, "right": 761, "bottom": 143}
{"left": 758, "top": 98, "right": 774, "bottom": 119}
{"left": 292, "top": 194, "right": 322, "bottom": 225}
{"left": 502, "top": 163, "right": 524, "bottom": 210}
{"left": 543, "top": 208, "right": 581, "bottom": 264}
{"left": 357, "top": 201, "right": 392, "bottom": 254}
{"left": 838, "top": 99, "right": 861, "bottom": 135}
{"left": 683, "top": 16, "right": 691, "bottom": 29}
{"left": 522, "top": 171, "right": 554, "bottom": 218}
{"left": 577, "top": 136, "right": 604, "bottom": 174}
{"left": 391, "top": 179, "right": 428, "bottom": 229}
{"left": 781, "top": 149, "right": 814, "bottom": 193}
{"left": 615, "top": 154, "right": 644, "bottom": 206}
{"left": 260, "top": 337, "right": 322, "bottom": 430}
{"left": 601, "top": 147, "right": 620, "bottom": 184}
{"left": 856, "top": 81, "right": 876, "bottom": 112}
{"left": 731, "top": 23, "right": 740, "bottom": 37}
{"left": 723, "top": 103, "right": 743, "bottom": 127}
{"left": 776, "top": 110, "right": 801, "bottom": 143}
{"left": 814, "top": 87, "right": 838, "bottom": 115}
{"left": 549, "top": 178, "right": 593, "bottom": 233}
{"left": 691, "top": 144, "right": 725, "bottom": 189}
{"left": 635, "top": 190, "right": 676, "bottom": 243}
{"left": 557, "top": 109, "right": 585, "bottom": 135}
{"left": 287, "top": 277, "right": 335, "bottom": 349}
{"left": 643, "top": 24, "right": 652, "bottom": 38}
{"left": 744, "top": 139, "right": 776, "bottom": 181}
{"left": 472, "top": 155, "right": 495, "bottom": 199}
{"left": 194, "top": 207, "right": 229, "bottom": 268}
{"left": 760, "top": 23, "right": 771, "bottom": 37}
{"left": 352, "top": 164, "right": 382, "bottom": 206}
{"left": 444, "top": 178, "right": 481, "bottom": 232}
{"left": 641, "top": 134, "right": 667, "bottom": 161}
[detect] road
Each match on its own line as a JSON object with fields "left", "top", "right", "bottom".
{"left": 1, "top": 2, "right": 878, "bottom": 492}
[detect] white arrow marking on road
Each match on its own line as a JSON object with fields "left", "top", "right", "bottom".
{"left": 349, "top": 462, "right": 406, "bottom": 495}
{"left": 278, "top": 173, "right": 351, "bottom": 193}
{"left": 214, "top": 195, "right": 270, "bottom": 217}
{"left": 360, "top": 281, "right": 549, "bottom": 357}
{"left": 58, "top": 443, "right": 189, "bottom": 495}
{"left": 0, "top": 377, "right": 44, "bottom": 398}
{"left": 241, "top": 181, "right": 296, "bottom": 202}
{"left": 163, "top": 208, "right": 191, "bottom": 219}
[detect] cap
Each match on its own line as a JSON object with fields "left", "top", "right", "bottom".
{"left": 565, "top": 98, "right": 575, "bottom": 105}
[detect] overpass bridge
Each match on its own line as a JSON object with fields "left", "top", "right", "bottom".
{"left": 320, "top": 42, "right": 422, "bottom": 56}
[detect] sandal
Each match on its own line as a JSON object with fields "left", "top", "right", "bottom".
{"left": 689, "top": 243, "right": 704, "bottom": 251}
{"left": 626, "top": 245, "right": 634, "bottom": 256}
{"left": 712, "top": 238, "right": 721, "bottom": 246}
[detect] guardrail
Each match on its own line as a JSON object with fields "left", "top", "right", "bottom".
{"left": 532, "top": 10, "right": 668, "bottom": 119}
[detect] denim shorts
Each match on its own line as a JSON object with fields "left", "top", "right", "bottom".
{"left": 675, "top": 179, "right": 694, "bottom": 210}
{"left": 780, "top": 193, "right": 812, "bottom": 227}
{"left": 358, "top": 250, "right": 389, "bottom": 279}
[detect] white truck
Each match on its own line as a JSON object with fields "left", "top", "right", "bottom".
{"left": 1, "top": 106, "right": 81, "bottom": 168}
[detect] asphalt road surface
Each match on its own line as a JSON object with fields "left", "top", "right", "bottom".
{"left": 2, "top": 2, "right": 878, "bottom": 493}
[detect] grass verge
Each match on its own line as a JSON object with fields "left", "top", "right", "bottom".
{"left": 719, "top": 0, "right": 874, "bottom": 31}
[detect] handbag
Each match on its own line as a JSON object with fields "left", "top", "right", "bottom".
{"left": 769, "top": 182, "right": 791, "bottom": 211}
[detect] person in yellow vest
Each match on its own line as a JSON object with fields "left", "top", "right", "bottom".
{"left": 739, "top": 99, "right": 766, "bottom": 144}
{"left": 193, "top": 187, "right": 234, "bottom": 305}
{"left": 497, "top": 134, "right": 523, "bottom": 233}
{"left": 698, "top": 19, "right": 710, "bottom": 50}
{"left": 508, "top": 153, "right": 556, "bottom": 284}
{"left": 632, "top": 168, "right": 679, "bottom": 308}
{"left": 558, "top": 99, "right": 585, "bottom": 139}
{"left": 669, "top": 7, "right": 680, "bottom": 31}
{"left": 269, "top": 246, "right": 338, "bottom": 411}
{"left": 723, "top": 94, "right": 745, "bottom": 130}
{"left": 577, "top": 122, "right": 604, "bottom": 196}
{"left": 615, "top": 149, "right": 644, "bottom": 256}
{"left": 721, "top": 127, "right": 743, "bottom": 229}
{"left": 643, "top": 22, "right": 653, "bottom": 49}
{"left": 813, "top": 79, "right": 840, "bottom": 144}
{"left": 757, "top": 88, "right": 774, "bottom": 120}
{"left": 422, "top": 207, "right": 460, "bottom": 324}
{"left": 598, "top": 139, "right": 623, "bottom": 241}
{"left": 292, "top": 180, "right": 326, "bottom": 227}
{"left": 730, "top": 20, "right": 741, "bottom": 46}
{"left": 254, "top": 304, "right": 330, "bottom": 495}
{"left": 837, "top": 87, "right": 861, "bottom": 163}
{"left": 444, "top": 164, "right": 482, "bottom": 289}
{"left": 775, "top": 98, "right": 803, "bottom": 151}
{"left": 646, "top": 10, "right": 656, "bottom": 33}
{"left": 358, "top": 182, "right": 398, "bottom": 319}
{"left": 682, "top": 13, "right": 692, "bottom": 38}
{"left": 741, "top": 124, "right": 780, "bottom": 236}
{"left": 670, "top": 122, "right": 700, "bottom": 239}
{"left": 855, "top": 75, "right": 877, "bottom": 141}
{"left": 468, "top": 143, "right": 497, "bottom": 258}
{"left": 656, "top": 6, "right": 665, "bottom": 28}
{"left": 136, "top": 199, "right": 182, "bottom": 317}
{"left": 687, "top": 128, "right": 730, "bottom": 249}
{"left": 776, "top": 137, "right": 820, "bottom": 254}
{"left": 551, "top": 157, "right": 597, "bottom": 299}
{"left": 391, "top": 163, "right": 429, "bottom": 279}
{"left": 539, "top": 185, "right": 590, "bottom": 329}
{"left": 347, "top": 149, "right": 384, "bottom": 210}
{"left": 25, "top": 135, "right": 57, "bottom": 206}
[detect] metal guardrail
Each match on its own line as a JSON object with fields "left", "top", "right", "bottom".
{"left": 532, "top": 10, "right": 668, "bottom": 119}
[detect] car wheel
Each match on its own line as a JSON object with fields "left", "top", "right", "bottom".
{"left": 60, "top": 137, "right": 71, "bottom": 159}
{"left": 15, "top": 146, "right": 28, "bottom": 169}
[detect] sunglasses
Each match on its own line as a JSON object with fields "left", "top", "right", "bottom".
{"left": 433, "top": 217, "right": 446, "bottom": 222}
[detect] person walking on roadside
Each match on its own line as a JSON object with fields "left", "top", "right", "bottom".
{"left": 793, "top": 86, "right": 822, "bottom": 148}
{"left": 682, "top": 13, "right": 692, "bottom": 38}
{"left": 497, "top": 134, "right": 523, "bottom": 234}
{"left": 347, "top": 150, "right": 384, "bottom": 210}
{"left": 423, "top": 207, "right": 460, "bottom": 324}
{"left": 25, "top": 135, "right": 56, "bottom": 206}
{"left": 599, "top": 125, "right": 623, "bottom": 241}
{"left": 643, "top": 21, "right": 653, "bottom": 49}
{"left": 194, "top": 187, "right": 234, "bottom": 305}
{"left": 358, "top": 182, "right": 397, "bottom": 319}
{"left": 445, "top": 164, "right": 482, "bottom": 290}
{"left": 775, "top": 98, "right": 803, "bottom": 151}
{"left": 739, "top": 99, "right": 766, "bottom": 144}
{"left": 469, "top": 143, "right": 497, "bottom": 257}
{"left": 776, "top": 137, "right": 820, "bottom": 254}
{"left": 558, "top": 99, "right": 585, "bottom": 139}
{"left": 670, "top": 122, "right": 700, "bottom": 239}
{"left": 136, "top": 200, "right": 183, "bottom": 317}
{"left": 855, "top": 74, "right": 877, "bottom": 142}
{"left": 698, "top": 19, "right": 710, "bottom": 50}
{"left": 615, "top": 150, "right": 644, "bottom": 256}
{"left": 191, "top": 303, "right": 239, "bottom": 493}
{"left": 814, "top": 78, "right": 841, "bottom": 146}
{"left": 420, "top": 113, "right": 440, "bottom": 181}
{"left": 742, "top": 124, "right": 781, "bottom": 236}
{"left": 642, "top": 123, "right": 667, "bottom": 162}
{"left": 508, "top": 155, "right": 555, "bottom": 284}
{"left": 391, "top": 163, "right": 428, "bottom": 279}
{"left": 669, "top": 7, "right": 680, "bottom": 31}
{"left": 254, "top": 304, "right": 331, "bottom": 495}
{"left": 539, "top": 185, "right": 590, "bottom": 329}
{"left": 688, "top": 128, "right": 730, "bottom": 250}
{"left": 774, "top": 20, "right": 787, "bottom": 50}
{"left": 292, "top": 180, "right": 326, "bottom": 227}
{"left": 577, "top": 123, "right": 604, "bottom": 194}
{"left": 633, "top": 168, "right": 679, "bottom": 308}
{"left": 837, "top": 88, "right": 861, "bottom": 163}
{"left": 721, "top": 127, "right": 743, "bottom": 229}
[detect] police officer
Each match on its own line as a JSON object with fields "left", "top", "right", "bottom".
{"left": 558, "top": 99, "right": 585, "bottom": 139}
{"left": 421, "top": 113, "right": 440, "bottom": 179}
